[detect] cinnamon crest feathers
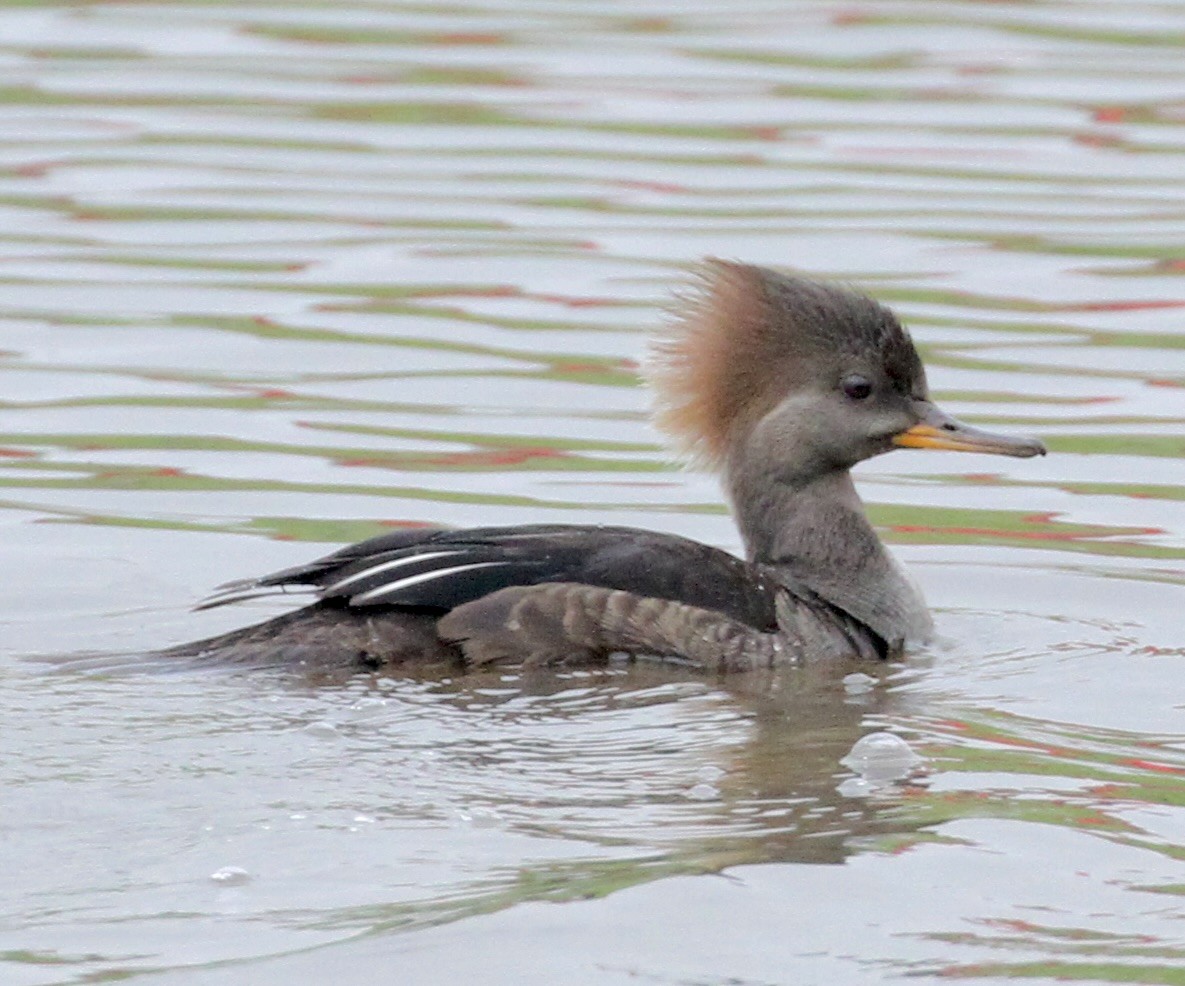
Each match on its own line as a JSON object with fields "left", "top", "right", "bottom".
{"left": 649, "top": 259, "right": 922, "bottom": 467}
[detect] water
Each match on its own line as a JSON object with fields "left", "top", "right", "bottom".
{"left": 2, "top": 2, "right": 1184, "bottom": 983}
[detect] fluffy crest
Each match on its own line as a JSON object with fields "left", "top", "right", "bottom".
{"left": 647, "top": 259, "right": 920, "bottom": 468}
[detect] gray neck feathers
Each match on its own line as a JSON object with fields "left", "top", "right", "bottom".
{"left": 726, "top": 458, "right": 932, "bottom": 647}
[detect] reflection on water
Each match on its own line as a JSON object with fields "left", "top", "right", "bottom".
{"left": 2, "top": 1, "right": 1184, "bottom": 983}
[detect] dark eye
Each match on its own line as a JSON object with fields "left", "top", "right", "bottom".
{"left": 842, "top": 374, "right": 873, "bottom": 401}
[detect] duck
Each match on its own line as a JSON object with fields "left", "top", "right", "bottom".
{"left": 166, "top": 260, "right": 1045, "bottom": 673}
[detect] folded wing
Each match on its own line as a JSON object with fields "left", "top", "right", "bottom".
{"left": 197, "top": 524, "right": 778, "bottom": 632}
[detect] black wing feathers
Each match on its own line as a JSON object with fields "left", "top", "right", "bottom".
{"left": 194, "top": 526, "right": 450, "bottom": 610}
{"left": 199, "top": 524, "right": 777, "bottom": 632}
{"left": 257, "top": 526, "right": 451, "bottom": 589}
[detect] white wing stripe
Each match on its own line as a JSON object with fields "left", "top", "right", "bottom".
{"left": 324, "top": 550, "right": 465, "bottom": 595}
{"left": 351, "top": 561, "right": 508, "bottom": 605}
{"left": 193, "top": 585, "right": 312, "bottom": 612}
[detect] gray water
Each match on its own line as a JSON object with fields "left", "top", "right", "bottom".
{"left": 2, "top": 2, "right": 1184, "bottom": 983}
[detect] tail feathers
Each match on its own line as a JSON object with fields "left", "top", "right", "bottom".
{"left": 193, "top": 580, "right": 315, "bottom": 612}
{"left": 164, "top": 604, "right": 457, "bottom": 670}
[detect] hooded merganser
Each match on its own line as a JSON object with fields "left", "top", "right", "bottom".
{"left": 168, "top": 260, "right": 1045, "bottom": 672}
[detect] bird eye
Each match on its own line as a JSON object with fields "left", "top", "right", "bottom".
{"left": 842, "top": 374, "right": 873, "bottom": 400}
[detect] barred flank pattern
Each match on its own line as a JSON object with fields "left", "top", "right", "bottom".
{"left": 439, "top": 581, "right": 789, "bottom": 670}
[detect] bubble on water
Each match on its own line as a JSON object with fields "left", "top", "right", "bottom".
{"left": 303, "top": 720, "right": 339, "bottom": 739}
{"left": 686, "top": 783, "right": 719, "bottom": 802}
{"left": 842, "top": 672, "right": 876, "bottom": 695}
{"left": 348, "top": 697, "right": 387, "bottom": 719}
{"left": 697, "top": 764, "right": 725, "bottom": 783}
{"left": 840, "top": 731, "right": 923, "bottom": 785}
{"left": 455, "top": 805, "right": 502, "bottom": 827}
{"left": 209, "top": 866, "right": 250, "bottom": 886}
{"left": 836, "top": 777, "right": 877, "bottom": 799}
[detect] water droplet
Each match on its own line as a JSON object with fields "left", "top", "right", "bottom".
{"left": 209, "top": 866, "right": 250, "bottom": 886}
{"left": 836, "top": 777, "right": 876, "bottom": 799}
{"left": 348, "top": 697, "right": 387, "bottom": 719}
{"left": 843, "top": 672, "right": 876, "bottom": 694}
{"left": 840, "top": 731, "right": 923, "bottom": 784}
{"left": 455, "top": 805, "right": 502, "bottom": 827}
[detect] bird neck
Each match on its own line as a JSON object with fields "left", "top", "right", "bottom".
{"left": 725, "top": 458, "right": 932, "bottom": 647}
